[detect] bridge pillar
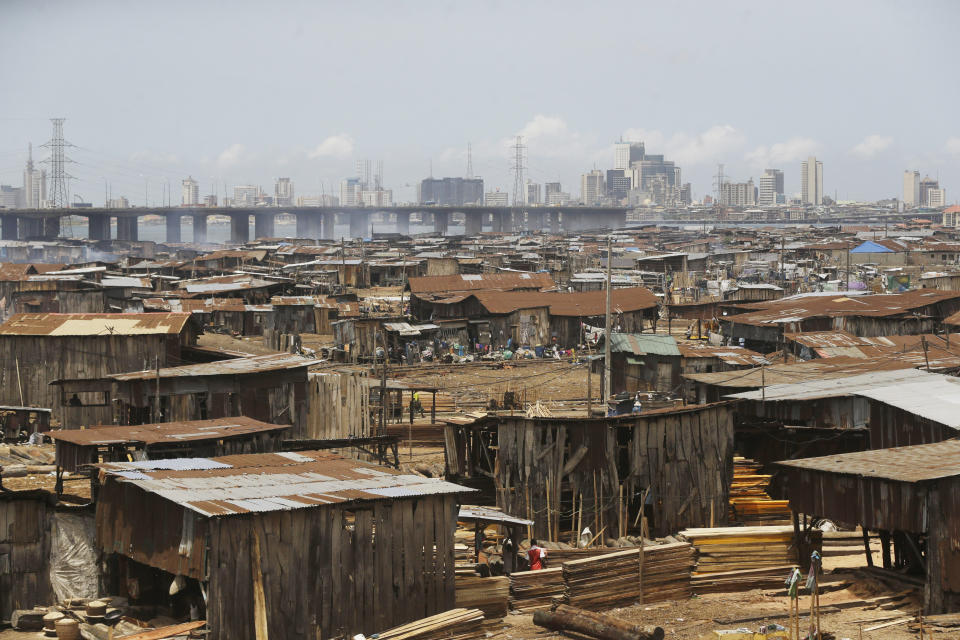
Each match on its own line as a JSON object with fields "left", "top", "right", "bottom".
{"left": 254, "top": 213, "right": 274, "bottom": 240}
{"left": 2, "top": 216, "right": 17, "bottom": 240}
{"left": 321, "top": 211, "right": 336, "bottom": 240}
{"left": 88, "top": 214, "right": 110, "bottom": 241}
{"left": 296, "top": 211, "right": 321, "bottom": 239}
{"left": 116, "top": 216, "right": 139, "bottom": 242}
{"left": 43, "top": 217, "right": 60, "bottom": 239}
{"left": 396, "top": 211, "right": 410, "bottom": 235}
{"left": 165, "top": 212, "right": 182, "bottom": 243}
{"left": 433, "top": 211, "right": 448, "bottom": 235}
{"left": 526, "top": 210, "right": 543, "bottom": 233}
{"left": 193, "top": 214, "right": 208, "bottom": 243}
{"left": 230, "top": 213, "right": 249, "bottom": 243}
{"left": 349, "top": 211, "right": 369, "bottom": 239}
{"left": 18, "top": 217, "right": 41, "bottom": 239}
{"left": 549, "top": 210, "right": 560, "bottom": 234}
{"left": 464, "top": 211, "right": 482, "bottom": 236}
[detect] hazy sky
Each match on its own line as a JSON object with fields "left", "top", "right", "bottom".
{"left": 2, "top": 0, "right": 958, "bottom": 205}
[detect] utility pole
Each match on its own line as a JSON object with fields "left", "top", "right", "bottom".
{"left": 921, "top": 335, "right": 931, "bottom": 372}
{"left": 603, "top": 235, "right": 613, "bottom": 410}
{"left": 845, "top": 245, "right": 851, "bottom": 291}
{"left": 780, "top": 235, "right": 785, "bottom": 286}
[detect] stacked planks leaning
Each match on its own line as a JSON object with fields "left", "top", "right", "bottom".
{"left": 641, "top": 541, "right": 696, "bottom": 603}
{"left": 508, "top": 567, "right": 564, "bottom": 612}
{"left": 375, "top": 608, "right": 492, "bottom": 640}
{"left": 729, "top": 456, "right": 792, "bottom": 525}
{"left": 681, "top": 526, "right": 804, "bottom": 593}
{"left": 454, "top": 576, "right": 509, "bottom": 618}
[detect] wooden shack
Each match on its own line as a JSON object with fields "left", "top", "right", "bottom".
{"left": 777, "top": 440, "right": 960, "bottom": 613}
{"left": 0, "top": 313, "right": 196, "bottom": 428}
{"left": 443, "top": 403, "right": 735, "bottom": 538}
{"left": 95, "top": 450, "right": 470, "bottom": 639}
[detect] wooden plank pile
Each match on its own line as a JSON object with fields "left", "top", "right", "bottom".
{"left": 385, "top": 423, "right": 446, "bottom": 446}
{"left": 375, "top": 608, "right": 492, "bottom": 640}
{"left": 640, "top": 541, "right": 694, "bottom": 603}
{"left": 729, "top": 456, "right": 791, "bottom": 525}
{"left": 681, "top": 526, "right": 799, "bottom": 593}
{"left": 562, "top": 549, "right": 642, "bottom": 610}
{"left": 508, "top": 567, "right": 564, "bottom": 612}
{"left": 454, "top": 576, "right": 509, "bottom": 618}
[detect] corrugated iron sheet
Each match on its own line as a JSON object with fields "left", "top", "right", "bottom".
{"left": 609, "top": 333, "right": 681, "bottom": 356}
{"left": 48, "top": 416, "right": 288, "bottom": 446}
{"left": 98, "top": 450, "right": 472, "bottom": 517}
{"left": 0, "top": 312, "right": 191, "bottom": 336}
{"left": 776, "top": 439, "right": 960, "bottom": 483}
{"left": 726, "top": 368, "right": 933, "bottom": 402}
{"left": 109, "top": 353, "right": 318, "bottom": 381}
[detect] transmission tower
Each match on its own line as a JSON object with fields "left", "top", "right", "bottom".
{"left": 713, "top": 163, "right": 725, "bottom": 205}
{"left": 511, "top": 136, "right": 526, "bottom": 206}
{"left": 466, "top": 142, "right": 474, "bottom": 179}
{"left": 41, "top": 118, "right": 74, "bottom": 208}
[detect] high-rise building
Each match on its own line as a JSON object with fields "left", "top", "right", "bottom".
{"left": 920, "top": 176, "right": 940, "bottom": 207}
{"left": 927, "top": 188, "right": 946, "bottom": 208}
{"left": 801, "top": 157, "right": 823, "bottom": 205}
{"left": 758, "top": 169, "right": 784, "bottom": 206}
{"left": 182, "top": 176, "right": 200, "bottom": 206}
{"left": 902, "top": 170, "right": 920, "bottom": 207}
{"left": 0, "top": 185, "right": 22, "bottom": 208}
{"left": 614, "top": 141, "right": 645, "bottom": 170}
{"left": 418, "top": 177, "right": 483, "bottom": 205}
{"left": 340, "top": 178, "right": 362, "bottom": 206}
{"left": 360, "top": 189, "right": 393, "bottom": 207}
{"left": 606, "top": 169, "right": 631, "bottom": 200}
{"left": 232, "top": 185, "right": 259, "bottom": 207}
{"left": 484, "top": 190, "right": 509, "bottom": 206}
{"left": 274, "top": 177, "right": 295, "bottom": 206}
{"left": 108, "top": 196, "right": 130, "bottom": 208}
{"left": 679, "top": 183, "right": 692, "bottom": 205}
{"left": 203, "top": 194, "right": 218, "bottom": 207}
{"left": 631, "top": 154, "right": 679, "bottom": 201}
{"left": 525, "top": 181, "right": 541, "bottom": 205}
{"left": 720, "top": 179, "right": 757, "bottom": 207}
{"left": 544, "top": 182, "right": 562, "bottom": 202}
{"left": 580, "top": 170, "right": 605, "bottom": 205}
{"left": 355, "top": 160, "right": 372, "bottom": 190}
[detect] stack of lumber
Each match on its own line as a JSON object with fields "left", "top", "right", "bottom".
{"left": 681, "top": 526, "right": 799, "bottom": 593}
{"left": 508, "top": 567, "right": 564, "bottom": 612}
{"left": 640, "top": 541, "right": 695, "bottom": 603}
{"left": 729, "top": 456, "right": 791, "bottom": 525}
{"left": 455, "top": 576, "right": 509, "bottom": 618}
{"left": 547, "top": 547, "right": 626, "bottom": 563}
{"left": 385, "top": 423, "right": 446, "bottom": 446}
{"left": 375, "top": 608, "right": 491, "bottom": 640}
{"left": 562, "top": 548, "right": 641, "bottom": 610}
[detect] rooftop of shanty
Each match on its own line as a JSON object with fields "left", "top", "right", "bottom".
{"left": 107, "top": 353, "right": 319, "bottom": 381}
{"left": 684, "top": 352, "right": 960, "bottom": 388}
{"left": 776, "top": 439, "right": 960, "bottom": 483}
{"left": 784, "top": 331, "right": 960, "bottom": 359}
{"left": 143, "top": 297, "right": 250, "bottom": 312}
{"left": 0, "top": 312, "right": 191, "bottom": 336}
{"left": 675, "top": 342, "right": 770, "bottom": 366}
{"left": 724, "top": 289, "right": 960, "bottom": 326}
{"left": 97, "top": 449, "right": 471, "bottom": 517}
{"left": 470, "top": 286, "right": 658, "bottom": 316}
{"left": 407, "top": 271, "right": 556, "bottom": 295}
{"left": 47, "top": 416, "right": 289, "bottom": 446}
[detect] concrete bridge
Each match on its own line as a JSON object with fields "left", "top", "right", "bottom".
{"left": 0, "top": 205, "right": 629, "bottom": 243}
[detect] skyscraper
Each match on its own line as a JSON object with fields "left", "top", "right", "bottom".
{"left": 525, "top": 180, "right": 541, "bottom": 205}
{"left": 182, "top": 176, "right": 199, "bottom": 206}
{"left": 758, "top": 169, "right": 784, "bottom": 206}
{"left": 232, "top": 185, "right": 259, "bottom": 207}
{"left": 274, "top": 177, "right": 294, "bottom": 206}
{"left": 919, "top": 176, "right": 939, "bottom": 207}
{"left": 418, "top": 177, "right": 484, "bottom": 205}
{"left": 614, "top": 141, "right": 645, "bottom": 170}
{"left": 340, "top": 178, "right": 362, "bottom": 206}
{"left": 580, "top": 170, "right": 605, "bottom": 205}
{"left": 902, "top": 170, "right": 920, "bottom": 207}
{"left": 927, "top": 188, "right": 946, "bottom": 208}
{"left": 801, "top": 157, "right": 823, "bottom": 205}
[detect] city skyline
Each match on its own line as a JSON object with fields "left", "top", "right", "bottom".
{"left": 1, "top": 1, "right": 958, "bottom": 205}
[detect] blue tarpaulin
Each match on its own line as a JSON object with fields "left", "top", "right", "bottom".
{"left": 851, "top": 241, "right": 894, "bottom": 253}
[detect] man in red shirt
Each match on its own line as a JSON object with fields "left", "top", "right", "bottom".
{"left": 527, "top": 539, "right": 547, "bottom": 570}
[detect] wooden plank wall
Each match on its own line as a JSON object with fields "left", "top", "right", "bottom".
{"left": 207, "top": 495, "right": 457, "bottom": 640}
{"left": 0, "top": 494, "right": 54, "bottom": 619}
{"left": 303, "top": 371, "right": 370, "bottom": 441}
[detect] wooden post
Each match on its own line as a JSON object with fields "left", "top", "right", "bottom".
{"left": 593, "top": 472, "right": 599, "bottom": 540}
{"left": 862, "top": 527, "right": 873, "bottom": 567}
{"left": 431, "top": 390, "right": 436, "bottom": 423}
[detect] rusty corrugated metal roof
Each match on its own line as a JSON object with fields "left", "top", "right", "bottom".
{"left": 110, "top": 353, "right": 318, "bottom": 381}
{"left": 98, "top": 450, "right": 473, "bottom": 517}
{"left": 0, "top": 312, "right": 191, "bottom": 336}
{"left": 676, "top": 342, "right": 769, "bottom": 366}
{"left": 776, "top": 439, "right": 960, "bottom": 483}
{"left": 408, "top": 272, "right": 556, "bottom": 295}
{"left": 48, "top": 416, "right": 288, "bottom": 446}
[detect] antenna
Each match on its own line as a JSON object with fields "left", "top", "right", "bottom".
{"left": 41, "top": 118, "right": 75, "bottom": 208}
{"left": 511, "top": 136, "right": 526, "bottom": 206}
{"left": 466, "top": 142, "right": 474, "bottom": 179}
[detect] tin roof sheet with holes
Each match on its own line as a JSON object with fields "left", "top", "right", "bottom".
{"left": 47, "top": 416, "right": 289, "bottom": 447}
{"left": 458, "top": 505, "right": 534, "bottom": 526}
{"left": 98, "top": 450, "right": 473, "bottom": 517}
{"left": 684, "top": 355, "right": 919, "bottom": 388}
{"left": 775, "top": 439, "right": 960, "bottom": 483}
{"left": 109, "top": 353, "right": 319, "bottom": 381}
{"left": 0, "top": 312, "right": 191, "bottom": 336}
{"left": 676, "top": 343, "right": 769, "bottom": 366}
{"left": 408, "top": 272, "right": 556, "bottom": 295}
